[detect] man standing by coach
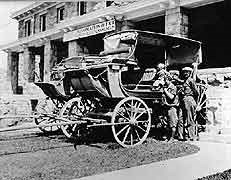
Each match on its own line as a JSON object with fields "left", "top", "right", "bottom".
{"left": 180, "top": 67, "right": 198, "bottom": 141}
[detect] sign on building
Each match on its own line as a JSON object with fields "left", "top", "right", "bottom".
{"left": 63, "top": 20, "right": 116, "bottom": 42}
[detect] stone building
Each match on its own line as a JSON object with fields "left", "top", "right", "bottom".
{"left": 0, "top": 0, "right": 229, "bottom": 122}
{"left": 0, "top": 0, "right": 230, "bottom": 131}
{"left": 0, "top": 0, "right": 230, "bottom": 97}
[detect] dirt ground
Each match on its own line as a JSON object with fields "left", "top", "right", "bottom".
{"left": 0, "top": 129, "right": 199, "bottom": 180}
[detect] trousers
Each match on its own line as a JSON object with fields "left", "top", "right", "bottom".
{"left": 182, "top": 96, "right": 196, "bottom": 139}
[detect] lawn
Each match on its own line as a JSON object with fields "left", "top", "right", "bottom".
{"left": 0, "top": 132, "right": 200, "bottom": 180}
{"left": 197, "top": 169, "right": 231, "bottom": 180}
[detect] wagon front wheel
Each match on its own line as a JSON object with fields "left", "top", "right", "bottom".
{"left": 111, "top": 97, "right": 151, "bottom": 148}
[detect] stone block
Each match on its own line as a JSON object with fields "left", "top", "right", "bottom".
{"left": 165, "top": 7, "right": 189, "bottom": 37}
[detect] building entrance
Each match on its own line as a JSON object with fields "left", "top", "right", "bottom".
{"left": 189, "top": 1, "right": 228, "bottom": 68}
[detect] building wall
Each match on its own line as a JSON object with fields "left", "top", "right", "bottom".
{"left": 46, "top": 5, "right": 59, "bottom": 31}
{"left": 65, "top": 2, "right": 78, "bottom": 18}
{"left": 18, "top": 20, "right": 24, "bottom": 38}
{"left": 7, "top": 0, "right": 231, "bottom": 131}
{"left": 17, "top": 2, "right": 102, "bottom": 39}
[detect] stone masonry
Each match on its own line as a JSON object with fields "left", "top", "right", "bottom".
{"left": 165, "top": 7, "right": 189, "bottom": 38}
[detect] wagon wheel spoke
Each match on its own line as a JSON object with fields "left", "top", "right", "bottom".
{"left": 134, "top": 109, "right": 147, "bottom": 121}
{"left": 116, "top": 111, "right": 130, "bottom": 122}
{"left": 122, "top": 127, "right": 131, "bottom": 143}
{"left": 135, "top": 129, "right": 141, "bottom": 141}
{"left": 122, "top": 103, "right": 132, "bottom": 119}
{"left": 130, "top": 129, "right": 133, "bottom": 145}
{"left": 136, "top": 124, "right": 147, "bottom": 133}
{"left": 132, "top": 102, "right": 142, "bottom": 119}
{"left": 116, "top": 124, "right": 129, "bottom": 136}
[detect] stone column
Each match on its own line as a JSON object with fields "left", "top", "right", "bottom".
{"left": 165, "top": 7, "right": 189, "bottom": 38}
{"left": 68, "top": 40, "right": 84, "bottom": 57}
{"left": 11, "top": 52, "right": 19, "bottom": 94}
{"left": 44, "top": 41, "right": 54, "bottom": 82}
{"left": 6, "top": 51, "right": 12, "bottom": 82}
{"left": 6, "top": 51, "right": 18, "bottom": 94}
{"left": 23, "top": 47, "right": 35, "bottom": 82}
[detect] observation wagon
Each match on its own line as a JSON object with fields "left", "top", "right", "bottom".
{"left": 34, "top": 30, "right": 207, "bottom": 147}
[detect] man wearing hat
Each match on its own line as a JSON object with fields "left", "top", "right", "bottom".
{"left": 152, "top": 63, "right": 170, "bottom": 90}
{"left": 180, "top": 66, "right": 198, "bottom": 141}
{"left": 169, "top": 70, "right": 183, "bottom": 85}
{"left": 161, "top": 75, "right": 180, "bottom": 142}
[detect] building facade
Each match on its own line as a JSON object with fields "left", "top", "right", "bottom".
{"left": 0, "top": 0, "right": 230, "bottom": 97}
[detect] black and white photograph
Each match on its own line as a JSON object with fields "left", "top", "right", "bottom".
{"left": 0, "top": 0, "right": 231, "bottom": 179}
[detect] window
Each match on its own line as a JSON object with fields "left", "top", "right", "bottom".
{"left": 40, "top": 14, "right": 46, "bottom": 32}
{"left": 25, "top": 19, "right": 31, "bottom": 36}
{"left": 78, "top": 1, "right": 87, "bottom": 16}
{"left": 57, "top": 6, "right": 64, "bottom": 22}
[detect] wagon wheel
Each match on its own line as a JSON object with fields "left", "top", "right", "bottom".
{"left": 59, "top": 97, "right": 90, "bottom": 138}
{"left": 34, "top": 98, "right": 61, "bottom": 133}
{"left": 111, "top": 97, "right": 151, "bottom": 148}
{"left": 195, "top": 83, "right": 208, "bottom": 134}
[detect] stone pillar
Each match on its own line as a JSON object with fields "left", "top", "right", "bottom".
{"left": 68, "top": 40, "right": 84, "bottom": 57}
{"left": 6, "top": 51, "right": 18, "bottom": 94}
{"left": 44, "top": 41, "right": 53, "bottom": 82}
{"left": 23, "top": 47, "right": 35, "bottom": 82}
{"left": 165, "top": 7, "right": 189, "bottom": 38}
{"left": 6, "top": 51, "right": 12, "bottom": 82}
{"left": 11, "top": 52, "right": 19, "bottom": 94}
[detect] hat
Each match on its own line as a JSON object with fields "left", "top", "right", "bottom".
{"left": 182, "top": 67, "right": 193, "bottom": 71}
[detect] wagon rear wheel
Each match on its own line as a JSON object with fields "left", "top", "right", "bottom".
{"left": 34, "top": 98, "right": 61, "bottom": 133}
{"left": 111, "top": 97, "right": 151, "bottom": 148}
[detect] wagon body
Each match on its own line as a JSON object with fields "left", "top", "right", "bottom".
{"left": 57, "top": 30, "right": 202, "bottom": 101}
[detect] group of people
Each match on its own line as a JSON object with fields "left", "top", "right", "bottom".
{"left": 153, "top": 63, "right": 199, "bottom": 142}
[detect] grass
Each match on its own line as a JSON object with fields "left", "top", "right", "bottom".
{"left": 0, "top": 132, "right": 200, "bottom": 180}
{"left": 197, "top": 169, "right": 231, "bottom": 180}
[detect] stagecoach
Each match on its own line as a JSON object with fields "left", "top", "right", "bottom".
{"left": 34, "top": 30, "right": 207, "bottom": 147}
